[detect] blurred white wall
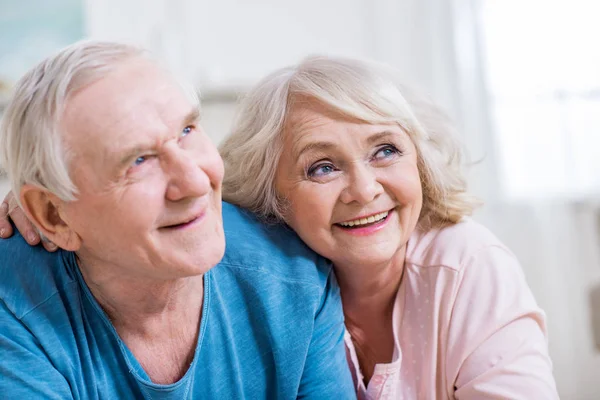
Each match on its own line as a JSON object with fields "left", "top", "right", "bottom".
{"left": 85, "top": 0, "right": 373, "bottom": 91}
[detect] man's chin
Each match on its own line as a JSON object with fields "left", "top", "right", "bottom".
{"left": 151, "top": 217, "right": 225, "bottom": 278}
{"left": 173, "top": 239, "right": 225, "bottom": 277}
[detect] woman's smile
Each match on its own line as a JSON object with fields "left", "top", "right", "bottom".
{"left": 334, "top": 208, "right": 395, "bottom": 236}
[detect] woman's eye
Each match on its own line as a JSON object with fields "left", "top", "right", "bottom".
{"left": 308, "top": 163, "right": 336, "bottom": 178}
{"left": 373, "top": 145, "right": 400, "bottom": 160}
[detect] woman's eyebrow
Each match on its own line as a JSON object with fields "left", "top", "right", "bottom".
{"left": 293, "top": 141, "right": 336, "bottom": 159}
{"left": 366, "top": 130, "right": 400, "bottom": 145}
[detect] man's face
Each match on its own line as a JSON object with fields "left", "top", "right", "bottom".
{"left": 58, "top": 60, "right": 225, "bottom": 281}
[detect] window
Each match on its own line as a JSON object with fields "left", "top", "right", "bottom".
{"left": 481, "top": 0, "right": 600, "bottom": 200}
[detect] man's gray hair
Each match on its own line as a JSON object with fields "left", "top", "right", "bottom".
{"left": 0, "top": 40, "right": 147, "bottom": 204}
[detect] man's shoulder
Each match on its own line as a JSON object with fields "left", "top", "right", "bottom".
{"left": 220, "top": 202, "right": 332, "bottom": 289}
{"left": 0, "top": 231, "right": 75, "bottom": 319}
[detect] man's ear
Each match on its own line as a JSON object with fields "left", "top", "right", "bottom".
{"left": 19, "top": 184, "right": 82, "bottom": 251}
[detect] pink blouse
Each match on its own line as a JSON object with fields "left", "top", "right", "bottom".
{"left": 344, "top": 218, "right": 558, "bottom": 399}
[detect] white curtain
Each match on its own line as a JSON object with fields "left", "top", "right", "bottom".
{"left": 482, "top": 0, "right": 600, "bottom": 201}
{"left": 375, "top": 0, "right": 600, "bottom": 397}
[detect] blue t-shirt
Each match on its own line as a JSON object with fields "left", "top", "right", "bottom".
{"left": 0, "top": 202, "right": 355, "bottom": 399}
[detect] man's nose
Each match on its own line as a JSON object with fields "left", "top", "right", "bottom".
{"left": 164, "top": 146, "right": 211, "bottom": 202}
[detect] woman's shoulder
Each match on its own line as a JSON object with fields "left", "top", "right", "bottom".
{"left": 405, "top": 218, "right": 514, "bottom": 273}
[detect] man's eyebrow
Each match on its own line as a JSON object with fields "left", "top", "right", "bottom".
{"left": 183, "top": 106, "right": 201, "bottom": 126}
{"left": 115, "top": 106, "right": 202, "bottom": 169}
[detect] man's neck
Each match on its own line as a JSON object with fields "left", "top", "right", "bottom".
{"left": 75, "top": 253, "right": 205, "bottom": 384}
{"left": 76, "top": 256, "right": 204, "bottom": 331}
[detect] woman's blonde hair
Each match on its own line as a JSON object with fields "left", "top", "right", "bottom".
{"left": 220, "top": 55, "right": 479, "bottom": 228}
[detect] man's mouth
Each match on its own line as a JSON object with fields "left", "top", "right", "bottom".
{"left": 161, "top": 212, "right": 204, "bottom": 230}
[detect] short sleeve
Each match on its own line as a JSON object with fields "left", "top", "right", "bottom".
{"left": 0, "top": 300, "right": 73, "bottom": 399}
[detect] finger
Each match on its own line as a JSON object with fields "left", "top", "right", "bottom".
{"left": 0, "top": 200, "right": 14, "bottom": 239}
{"left": 41, "top": 238, "right": 59, "bottom": 253}
{"left": 8, "top": 203, "right": 41, "bottom": 245}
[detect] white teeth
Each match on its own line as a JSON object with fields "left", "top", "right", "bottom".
{"left": 339, "top": 211, "right": 389, "bottom": 227}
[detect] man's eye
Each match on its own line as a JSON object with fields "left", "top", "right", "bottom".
{"left": 133, "top": 156, "right": 147, "bottom": 166}
{"left": 181, "top": 126, "right": 193, "bottom": 137}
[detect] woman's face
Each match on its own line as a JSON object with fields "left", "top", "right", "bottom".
{"left": 275, "top": 103, "right": 423, "bottom": 269}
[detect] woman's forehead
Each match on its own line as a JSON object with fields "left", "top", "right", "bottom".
{"left": 285, "top": 100, "right": 363, "bottom": 135}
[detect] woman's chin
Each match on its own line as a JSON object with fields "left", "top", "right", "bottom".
{"left": 333, "top": 245, "right": 406, "bottom": 270}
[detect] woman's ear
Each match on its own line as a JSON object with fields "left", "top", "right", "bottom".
{"left": 19, "top": 184, "right": 81, "bottom": 251}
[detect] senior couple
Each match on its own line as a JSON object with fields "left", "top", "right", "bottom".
{"left": 0, "top": 40, "right": 558, "bottom": 399}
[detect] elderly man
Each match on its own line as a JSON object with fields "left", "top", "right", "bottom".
{"left": 0, "top": 41, "right": 354, "bottom": 399}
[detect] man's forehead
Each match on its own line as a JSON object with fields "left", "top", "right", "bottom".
{"left": 70, "top": 64, "right": 178, "bottom": 114}
{"left": 59, "top": 61, "right": 197, "bottom": 172}
{"left": 63, "top": 62, "right": 192, "bottom": 139}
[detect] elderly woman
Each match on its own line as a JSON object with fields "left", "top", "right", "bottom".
{"left": 2, "top": 56, "right": 558, "bottom": 399}
{"left": 220, "top": 56, "right": 558, "bottom": 399}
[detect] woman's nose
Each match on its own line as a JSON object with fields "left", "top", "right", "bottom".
{"left": 339, "top": 164, "right": 384, "bottom": 205}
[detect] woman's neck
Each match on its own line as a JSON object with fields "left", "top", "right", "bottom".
{"left": 334, "top": 249, "right": 406, "bottom": 385}
{"left": 335, "top": 248, "right": 405, "bottom": 318}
